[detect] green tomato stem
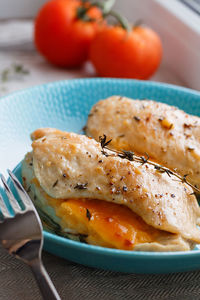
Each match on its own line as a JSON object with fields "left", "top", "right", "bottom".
{"left": 104, "top": 10, "right": 131, "bottom": 31}
{"left": 91, "top": 0, "right": 116, "bottom": 14}
{"left": 77, "top": 0, "right": 131, "bottom": 31}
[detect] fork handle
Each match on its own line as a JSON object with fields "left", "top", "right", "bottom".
{"left": 30, "top": 259, "right": 61, "bottom": 300}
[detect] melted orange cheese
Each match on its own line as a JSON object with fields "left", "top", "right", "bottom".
{"left": 48, "top": 197, "right": 162, "bottom": 250}
{"left": 32, "top": 177, "right": 166, "bottom": 249}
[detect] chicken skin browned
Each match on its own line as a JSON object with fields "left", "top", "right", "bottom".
{"left": 86, "top": 96, "right": 200, "bottom": 189}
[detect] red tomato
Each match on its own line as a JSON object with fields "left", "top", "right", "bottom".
{"left": 34, "top": 0, "right": 103, "bottom": 67}
{"left": 89, "top": 25, "right": 162, "bottom": 79}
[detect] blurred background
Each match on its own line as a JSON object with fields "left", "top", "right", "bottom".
{"left": 0, "top": 0, "right": 199, "bottom": 96}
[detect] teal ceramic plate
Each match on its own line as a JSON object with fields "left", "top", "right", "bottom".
{"left": 1, "top": 78, "right": 200, "bottom": 274}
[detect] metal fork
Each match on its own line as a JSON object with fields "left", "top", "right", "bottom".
{"left": 0, "top": 170, "right": 61, "bottom": 300}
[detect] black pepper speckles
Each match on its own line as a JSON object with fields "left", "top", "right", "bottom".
{"left": 183, "top": 123, "right": 192, "bottom": 129}
{"left": 133, "top": 116, "right": 141, "bottom": 122}
{"left": 155, "top": 194, "right": 163, "bottom": 198}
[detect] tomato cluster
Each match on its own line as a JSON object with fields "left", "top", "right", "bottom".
{"left": 34, "top": 0, "right": 162, "bottom": 79}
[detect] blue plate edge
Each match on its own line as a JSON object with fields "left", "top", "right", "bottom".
{"left": 1, "top": 77, "right": 200, "bottom": 104}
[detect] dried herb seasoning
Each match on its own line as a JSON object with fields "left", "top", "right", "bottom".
{"left": 118, "top": 150, "right": 134, "bottom": 161}
{"left": 52, "top": 180, "right": 58, "bottom": 188}
{"left": 154, "top": 165, "right": 165, "bottom": 173}
{"left": 86, "top": 208, "right": 91, "bottom": 220}
{"left": 182, "top": 174, "right": 189, "bottom": 183}
{"left": 74, "top": 183, "right": 88, "bottom": 190}
{"left": 133, "top": 116, "right": 141, "bottom": 122}
{"left": 123, "top": 185, "right": 128, "bottom": 192}
{"left": 140, "top": 153, "right": 149, "bottom": 165}
{"left": 183, "top": 123, "right": 192, "bottom": 129}
{"left": 187, "top": 147, "right": 195, "bottom": 151}
{"left": 99, "top": 134, "right": 112, "bottom": 148}
{"left": 158, "top": 117, "right": 164, "bottom": 122}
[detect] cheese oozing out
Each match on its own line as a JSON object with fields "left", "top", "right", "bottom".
{"left": 48, "top": 197, "right": 163, "bottom": 250}
{"left": 25, "top": 176, "right": 175, "bottom": 251}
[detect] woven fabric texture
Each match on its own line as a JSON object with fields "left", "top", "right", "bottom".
{"left": 1, "top": 246, "right": 200, "bottom": 300}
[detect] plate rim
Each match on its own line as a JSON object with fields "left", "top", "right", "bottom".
{"left": 1, "top": 77, "right": 200, "bottom": 104}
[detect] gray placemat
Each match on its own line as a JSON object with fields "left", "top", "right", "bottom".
{"left": 1, "top": 246, "right": 200, "bottom": 300}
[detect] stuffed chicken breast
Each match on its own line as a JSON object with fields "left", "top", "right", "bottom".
{"left": 22, "top": 128, "right": 200, "bottom": 251}
{"left": 86, "top": 96, "right": 200, "bottom": 189}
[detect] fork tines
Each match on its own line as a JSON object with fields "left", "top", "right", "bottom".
{"left": 0, "top": 170, "right": 35, "bottom": 219}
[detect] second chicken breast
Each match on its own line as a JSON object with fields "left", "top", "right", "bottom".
{"left": 86, "top": 96, "right": 200, "bottom": 189}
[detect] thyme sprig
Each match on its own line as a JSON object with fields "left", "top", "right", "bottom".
{"left": 99, "top": 135, "right": 200, "bottom": 194}
{"left": 99, "top": 134, "right": 112, "bottom": 148}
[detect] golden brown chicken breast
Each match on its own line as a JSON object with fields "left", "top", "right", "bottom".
{"left": 86, "top": 96, "right": 200, "bottom": 189}
{"left": 21, "top": 128, "right": 200, "bottom": 251}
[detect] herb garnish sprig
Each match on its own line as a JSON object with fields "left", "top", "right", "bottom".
{"left": 99, "top": 135, "right": 200, "bottom": 194}
{"left": 1, "top": 63, "right": 29, "bottom": 83}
